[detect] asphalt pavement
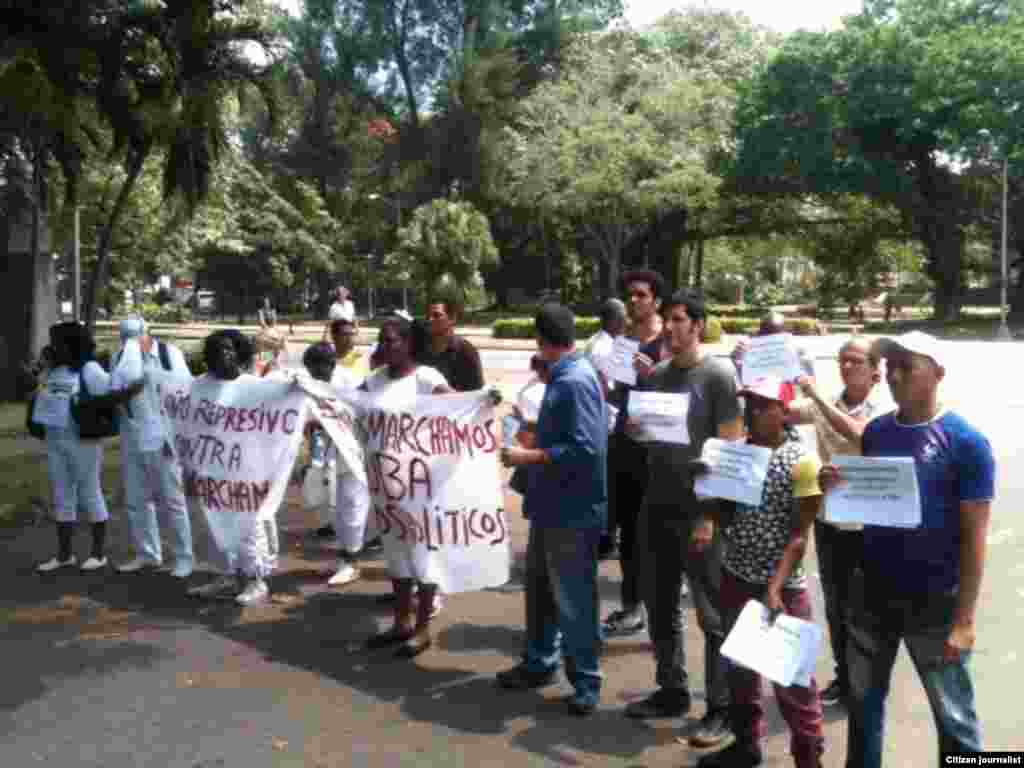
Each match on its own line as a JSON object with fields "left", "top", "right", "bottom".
{"left": 1, "top": 339, "right": 1022, "bottom": 767}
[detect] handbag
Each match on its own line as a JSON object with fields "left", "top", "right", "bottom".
{"left": 71, "top": 369, "right": 119, "bottom": 440}
{"left": 25, "top": 393, "right": 46, "bottom": 439}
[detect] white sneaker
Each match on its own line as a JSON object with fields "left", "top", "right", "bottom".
{"left": 327, "top": 563, "right": 361, "bottom": 586}
{"left": 187, "top": 574, "right": 239, "bottom": 598}
{"left": 80, "top": 556, "right": 108, "bottom": 572}
{"left": 236, "top": 578, "right": 269, "bottom": 605}
{"left": 37, "top": 555, "right": 77, "bottom": 573}
{"left": 169, "top": 562, "right": 194, "bottom": 579}
{"left": 428, "top": 593, "right": 443, "bottom": 619}
{"left": 116, "top": 557, "right": 162, "bottom": 573}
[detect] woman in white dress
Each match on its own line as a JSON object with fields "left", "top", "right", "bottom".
{"left": 363, "top": 315, "right": 453, "bottom": 657}
{"left": 187, "top": 330, "right": 280, "bottom": 605}
{"left": 33, "top": 322, "right": 139, "bottom": 573}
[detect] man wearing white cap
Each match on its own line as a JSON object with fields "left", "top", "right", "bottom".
{"left": 111, "top": 316, "right": 195, "bottom": 577}
{"left": 819, "top": 331, "right": 995, "bottom": 768}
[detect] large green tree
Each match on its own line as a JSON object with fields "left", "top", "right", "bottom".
{"left": 733, "top": 0, "right": 1024, "bottom": 321}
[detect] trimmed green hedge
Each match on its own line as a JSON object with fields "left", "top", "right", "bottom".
{"left": 493, "top": 317, "right": 602, "bottom": 339}
{"left": 493, "top": 315, "right": 731, "bottom": 343}
{"left": 719, "top": 318, "right": 821, "bottom": 336}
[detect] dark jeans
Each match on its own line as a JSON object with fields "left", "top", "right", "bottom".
{"left": 523, "top": 525, "right": 603, "bottom": 699}
{"left": 637, "top": 501, "right": 729, "bottom": 712}
{"left": 845, "top": 572, "right": 981, "bottom": 768}
{"left": 814, "top": 521, "right": 863, "bottom": 687}
{"left": 609, "top": 435, "right": 647, "bottom": 610}
{"left": 721, "top": 571, "right": 824, "bottom": 767}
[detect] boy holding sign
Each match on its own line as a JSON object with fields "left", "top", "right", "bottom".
{"left": 818, "top": 332, "right": 995, "bottom": 768}
{"left": 692, "top": 376, "right": 825, "bottom": 768}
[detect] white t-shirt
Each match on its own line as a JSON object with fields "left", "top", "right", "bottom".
{"left": 586, "top": 329, "right": 617, "bottom": 389}
{"left": 516, "top": 378, "right": 546, "bottom": 424}
{"left": 37, "top": 362, "right": 111, "bottom": 434}
{"left": 328, "top": 300, "right": 355, "bottom": 322}
{"left": 113, "top": 338, "right": 192, "bottom": 451}
{"left": 364, "top": 365, "right": 448, "bottom": 406}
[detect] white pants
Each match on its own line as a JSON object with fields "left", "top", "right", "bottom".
{"left": 121, "top": 445, "right": 192, "bottom": 566}
{"left": 46, "top": 430, "right": 108, "bottom": 523}
{"left": 234, "top": 516, "right": 279, "bottom": 579}
{"left": 335, "top": 471, "right": 370, "bottom": 555}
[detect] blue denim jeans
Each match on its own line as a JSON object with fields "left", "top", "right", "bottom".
{"left": 845, "top": 573, "right": 981, "bottom": 768}
{"left": 523, "top": 525, "right": 603, "bottom": 703}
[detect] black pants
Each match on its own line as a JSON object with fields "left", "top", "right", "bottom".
{"left": 608, "top": 434, "right": 647, "bottom": 610}
{"left": 638, "top": 501, "right": 730, "bottom": 712}
{"left": 813, "top": 520, "right": 863, "bottom": 687}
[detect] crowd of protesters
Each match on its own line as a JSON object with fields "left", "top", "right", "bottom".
{"left": 21, "top": 275, "right": 995, "bottom": 767}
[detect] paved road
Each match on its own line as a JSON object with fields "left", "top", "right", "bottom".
{"left": 1, "top": 339, "right": 1022, "bottom": 767}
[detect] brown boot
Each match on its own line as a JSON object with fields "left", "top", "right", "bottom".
{"left": 396, "top": 582, "right": 436, "bottom": 658}
{"left": 367, "top": 579, "right": 416, "bottom": 648}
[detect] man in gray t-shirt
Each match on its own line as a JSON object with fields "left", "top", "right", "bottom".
{"left": 642, "top": 357, "right": 742, "bottom": 513}
{"left": 624, "top": 290, "right": 743, "bottom": 752}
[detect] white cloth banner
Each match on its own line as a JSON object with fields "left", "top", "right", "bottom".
{"left": 694, "top": 438, "right": 774, "bottom": 506}
{"left": 825, "top": 455, "right": 922, "bottom": 528}
{"left": 628, "top": 391, "right": 691, "bottom": 444}
{"left": 361, "top": 390, "right": 511, "bottom": 594}
{"left": 294, "top": 375, "right": 368, "bottom": 486}
{"left": 741, "top": 333, "right": 803, "bottom": 385}
{"left": 152, "top": 371, "right": 309, "bottom": 563}
{"left": 721, "top": 599, "right": 824, "bottom": 688}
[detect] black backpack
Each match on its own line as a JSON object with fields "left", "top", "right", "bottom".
{"left": 71, "top": 368, "right": 119, "bottom": 440}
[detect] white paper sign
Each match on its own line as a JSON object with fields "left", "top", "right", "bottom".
{"left": 610, "top": 337, "right": 640, "bottom": 386}
{"left": 361, "top": 390, "right": 511, "bottom": 594}
{"left": 825, "top": 455, "right": 921, "bottom": 527}
{"left": 153, "top": 371, "right": 309, "bottom": 569}
{"left": 694, "top": 438, "right": 773, "bottom": 506}
{"left": 628, "top": 391, "right": 691, "bottom": 444}
{"left": 741, "top": 333, "right": 803, "bottom": 385}
{"left": 721, "top": 599, "right": 824, "bottom": 688}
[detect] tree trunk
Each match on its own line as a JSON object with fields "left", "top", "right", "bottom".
{"left": 693, "top": 236, "right": 705, "bottom": 289}
{"left": 84, "top": 149, "right": 147, "bottom": 332}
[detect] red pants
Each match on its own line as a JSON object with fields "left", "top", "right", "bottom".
{"left": 721, "top": 570, "right": 825, "bottom": 768}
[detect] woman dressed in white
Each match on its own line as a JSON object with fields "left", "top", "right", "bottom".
{"left": 187, "top": 330, "right": 280, "bottom": 605}
{"left": 33, "top": 322, "right": 139, "bottom": 572}
{"left": 362, "top": 315, "right": 453, "bottom": 657}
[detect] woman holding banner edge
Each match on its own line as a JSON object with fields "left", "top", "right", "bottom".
{"left": 362, "top": 315, "right": 454, "bottom": 657}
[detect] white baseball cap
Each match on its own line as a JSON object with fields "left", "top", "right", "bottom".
{"left": 119, "top": 316, "right": 147, "bottom": 340}
{"left": 871, "top": 331, "right": 945, "bottom": 367}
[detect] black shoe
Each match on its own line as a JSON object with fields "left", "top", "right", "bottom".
{"left": 625, "top": 688, "right": 690, "bottom": 719}
{"left": 820, "top": 678, "right": 846, "bottom": 706}
{"left": 360, "top": 536, "right": 383, "bottom": 555}
{"left": 496, "top": 663, "right": 558, "bottom": 690}
{"left": 688, "top": 709, "right": 734, "bottom": 748}
{"left": 567, "top": 693, "right": 598, "bottom": 717}
{"left": 696, "top": 740, "right": 763, "bottom": 767}
{"left": 315, "top": 524, "right": 336, "bottom": 539}
{"left": 602, "top": 609, "right": 645, "bottom": 637}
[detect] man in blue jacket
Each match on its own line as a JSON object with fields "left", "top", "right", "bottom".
{"left": 498, "top": 302, "right": 608, "bottom": 717}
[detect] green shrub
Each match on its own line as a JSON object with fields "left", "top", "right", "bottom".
{"left": 718, "top": 318, "right": 820, "bottom": 336}
{"left": 702, "top": 316, "right": 723, "bottom": 343}
{"left": 137, "top": 302, "right": 193, "bottom": 324}
{"left": 492, "top": 317, "right": 601, "bottom": 339}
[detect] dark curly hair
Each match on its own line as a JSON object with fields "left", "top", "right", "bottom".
{"left": 49, "top": 322, "right": 96, "bottom": 372}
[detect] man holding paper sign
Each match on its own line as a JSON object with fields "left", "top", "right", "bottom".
{"left": 818, "top": 331, "right": 996, "bottom": 768}
{"left": 692, "top": 376, "right": 825, "bottom": 768}
{"left": 624, "top": 289, "right": 743, "bottom": 753}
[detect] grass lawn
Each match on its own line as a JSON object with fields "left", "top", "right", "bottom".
{"left": 0, "top": 404, "right": 123, "bottom": 529}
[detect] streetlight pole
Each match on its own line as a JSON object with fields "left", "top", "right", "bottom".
{"left": 998, "top": 156, "right": 1012, "bottom": 340}
{"left": 367, "top": 253, "right": 374, "bottom": 320}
